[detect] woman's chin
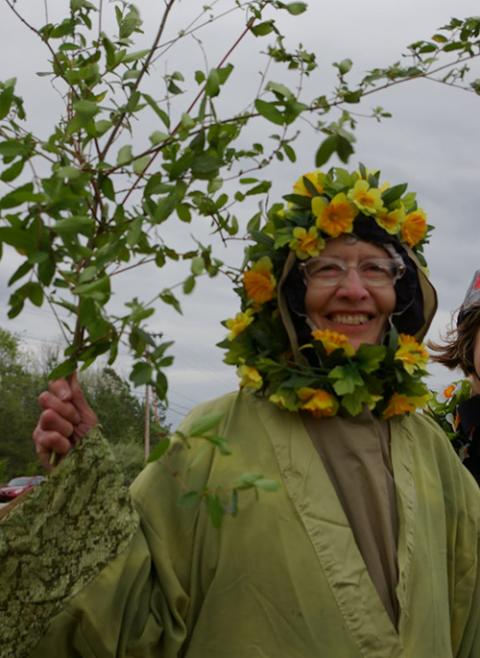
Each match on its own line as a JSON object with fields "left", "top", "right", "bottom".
{"left": 320, "top": 320, "right": 382, "bottom": 348}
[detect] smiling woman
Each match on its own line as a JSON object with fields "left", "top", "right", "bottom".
{"left": 220, "top": 165, "right": 436, "bottom": 418}
{"left": 302, "top": 237, "right": 397, "bottom": 348}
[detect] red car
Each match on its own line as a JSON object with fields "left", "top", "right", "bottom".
{"left": 0, "top": 475, "right": 45, "bottom": 501}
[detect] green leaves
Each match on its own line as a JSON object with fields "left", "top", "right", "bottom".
{"left": 129, "top": 361, "right": 153, "bottom": 386}
{"left": 315, "top": 134, "right": 354, "bottom": 167}
{"left": 147, "top": 437, "right": 171, "bottom": 463}
{"left": 251, "top": 21, "right": 275, "bottom": 37}
{"left": 52, "top": 215, "right": 94, "bottom": 237}
{"left": 0, "top": 183, "right": 43, "bottom": 209}
{"left": 118, "top": 5, "right": 142, "bottom": 40}
{"left": 0, "top": 83, "right": 15, "bottom": 120}
{"left": 255, "top": 99, "right": 285, "bottom": 125}
{"left": 329, "top": 365, "right": 364, "bottom": 396}
{"left": 282, "top": 2, "right": 307, "bottom": 15}
{"left": 206, "top": 69, "right": 220, "bottom": 97}
{"left": 73, "top": 275, "right": 111, "bottom": 302}
{"left": 73, "top": 99, "right": 99, "bottom": 118}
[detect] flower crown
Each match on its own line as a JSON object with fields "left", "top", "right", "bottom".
{"left": 219, "top": 165, "right": 432, "bottom": 420}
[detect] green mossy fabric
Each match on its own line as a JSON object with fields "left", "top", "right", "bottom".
{"left": 0, "top": 428, "right": 138, "bottom": 658}
{"left": 1, "top": 391, "right": 480, "bottom": 657}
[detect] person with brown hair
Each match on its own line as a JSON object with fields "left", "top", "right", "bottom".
{"left": 430, "top": 271, "right": 480, "bottom": 484}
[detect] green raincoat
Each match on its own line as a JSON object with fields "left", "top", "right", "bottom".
{"left": 1, "top": 389, "right": 480, "bottom": 657}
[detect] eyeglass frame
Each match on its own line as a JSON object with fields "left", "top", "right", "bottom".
{"left": 299, "top": 254, "right": 406, "bottom": 288}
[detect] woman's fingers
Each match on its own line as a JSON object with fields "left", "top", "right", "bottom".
{"left": 33, "top": 423, "right": 74, "bottom": 470}
{"left": 38, "top": 408, "right": 74, "bottom": 440}
{"left": 69, "top": 372, "right": 98, "bottom": 427}
{"left": 48, "top": 377, "right": 73, "bottom": 402}
{"left": 34, "top": 374, "right": 99, "bottom": 469}
{"left": 38, "top": 391, "right": 81, "bottom": 426}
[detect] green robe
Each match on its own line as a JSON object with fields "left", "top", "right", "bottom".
{"left": 1, "top": 390, "right": 480, "bottom": 657}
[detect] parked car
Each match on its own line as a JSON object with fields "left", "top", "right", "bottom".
{"left": 0, "top": 475, "right": 45, "bottom": 501}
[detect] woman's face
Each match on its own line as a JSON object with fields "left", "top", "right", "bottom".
{"left": 304, "top": 236, "right": 397, "bottom": 349}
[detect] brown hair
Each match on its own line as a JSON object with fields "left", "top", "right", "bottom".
{"left": 429, "top": 307, "right": 480, "bottom": 375}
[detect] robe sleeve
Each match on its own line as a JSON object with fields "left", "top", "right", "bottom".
{"left": 0, "top": 419, "right": 215, "bottom": 658}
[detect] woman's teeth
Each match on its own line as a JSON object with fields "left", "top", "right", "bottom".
{"left": 330, "top": 314, "right": 370, "bottom": 325}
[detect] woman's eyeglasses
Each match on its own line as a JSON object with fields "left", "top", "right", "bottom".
{"left": 300, "top": 256, "right": 406, "bottom": 288}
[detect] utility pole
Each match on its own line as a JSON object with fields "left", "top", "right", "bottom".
{"left": 144, "top": 384, "right": 150, "bottom": 460}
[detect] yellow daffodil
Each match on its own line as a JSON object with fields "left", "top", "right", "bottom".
{"left": 311, "top": 329, "right": 355, "bottom": 356}
{"left": 401, "top": 209, "right": 427, "bottom": 247}
{"left": 376, "top": 206, "right": 405, "bottom": 235}
{"left": 312, "top": 193, "right": 357, "bottom": 237}
{"left": 348, "top": 179, "right": 384, "bottom": 216}
{"left": 225, "top": 309, "right": 255, "bottom": 340}
{"left": 289, "top": 226, "right": 325, "bottom": 260}
{"left": 395, "top": 334, "right": 429, "bottom": 374}
{"left": 293, "top": 171, "right": 325, "bottom": 197}
{"left": 237, "top": 365, "right": 263, "bottom": 390}
{"left": 297, "top": 387, "right": 339, "bottom": 417}
{"left": 243, "top": 256, "right": 276, "bottom": 304}
{"left": 383, "top": 392, "right": 431, "bottom": 419}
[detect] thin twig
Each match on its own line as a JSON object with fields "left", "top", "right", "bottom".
{"left": 45, "top": 294, "right": 69, "bottom": 343}
{"left": 98, "top": 0, "right": 103, "bottom": 40}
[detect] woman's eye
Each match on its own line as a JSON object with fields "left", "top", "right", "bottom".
{"left": 317, "top": 265, "right": 342, "bottom": 274}
{"left": 364, "top": 264, "right": 383, "bottom": 273}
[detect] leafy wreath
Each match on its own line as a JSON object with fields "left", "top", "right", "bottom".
{"left": 219, "top": 165, "right": 433, "bottom": 419}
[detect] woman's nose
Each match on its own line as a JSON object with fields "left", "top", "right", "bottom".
{"left": 335, "top": 267, "right": 369, "bottom": 300}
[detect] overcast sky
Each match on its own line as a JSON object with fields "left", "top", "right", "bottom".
{"left": 1, "top": 0, "right": 479, "bottom": 426}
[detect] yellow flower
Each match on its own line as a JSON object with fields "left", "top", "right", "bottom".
{"left": 401, "top": 209, "right": 427, "bottom": 247}
{"left": 225, "top": 309, "right": 255, "bottom": 340}
{"left": 293, "top": 171, "right": 325, "bottom": 197}
{"left": 376, "top": 206, "right": 405, "bottom": 235}
{"left": 311, "top": 329, "right": 355, "bottom": 356}
{"left": 297, "top": 387, "right": 339, "bottom": 417}
{"left": 289, "top": 226, "right": 325, "bottom": 260}
{"left": 237, "top": 365, "right": 263, "bottom": 390}
{"left": 348, "top": 179, "right": 384, "bottom": 216}
{"left": 383, "top": 392, "right": 431, "bottom": 419}
{"left": 243, "top": 256, "right": 276, "bottom": 304}
{"left": 312, "top": 193, "right": 358, "bottom": 237}
{"left": 395, "top": 334, "right": 429, "bottom": 374}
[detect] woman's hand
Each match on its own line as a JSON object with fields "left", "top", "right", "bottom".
{"left": 33, "top": 373, "right": 98, "bottom": 469}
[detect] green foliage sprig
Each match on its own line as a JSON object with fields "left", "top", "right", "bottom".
{"left": 426, "top": 379, "right": 472, "bottom": 443}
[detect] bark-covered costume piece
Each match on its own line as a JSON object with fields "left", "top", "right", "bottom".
{"left": 2, "top": 166, "right": 480, "bottom": 658}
